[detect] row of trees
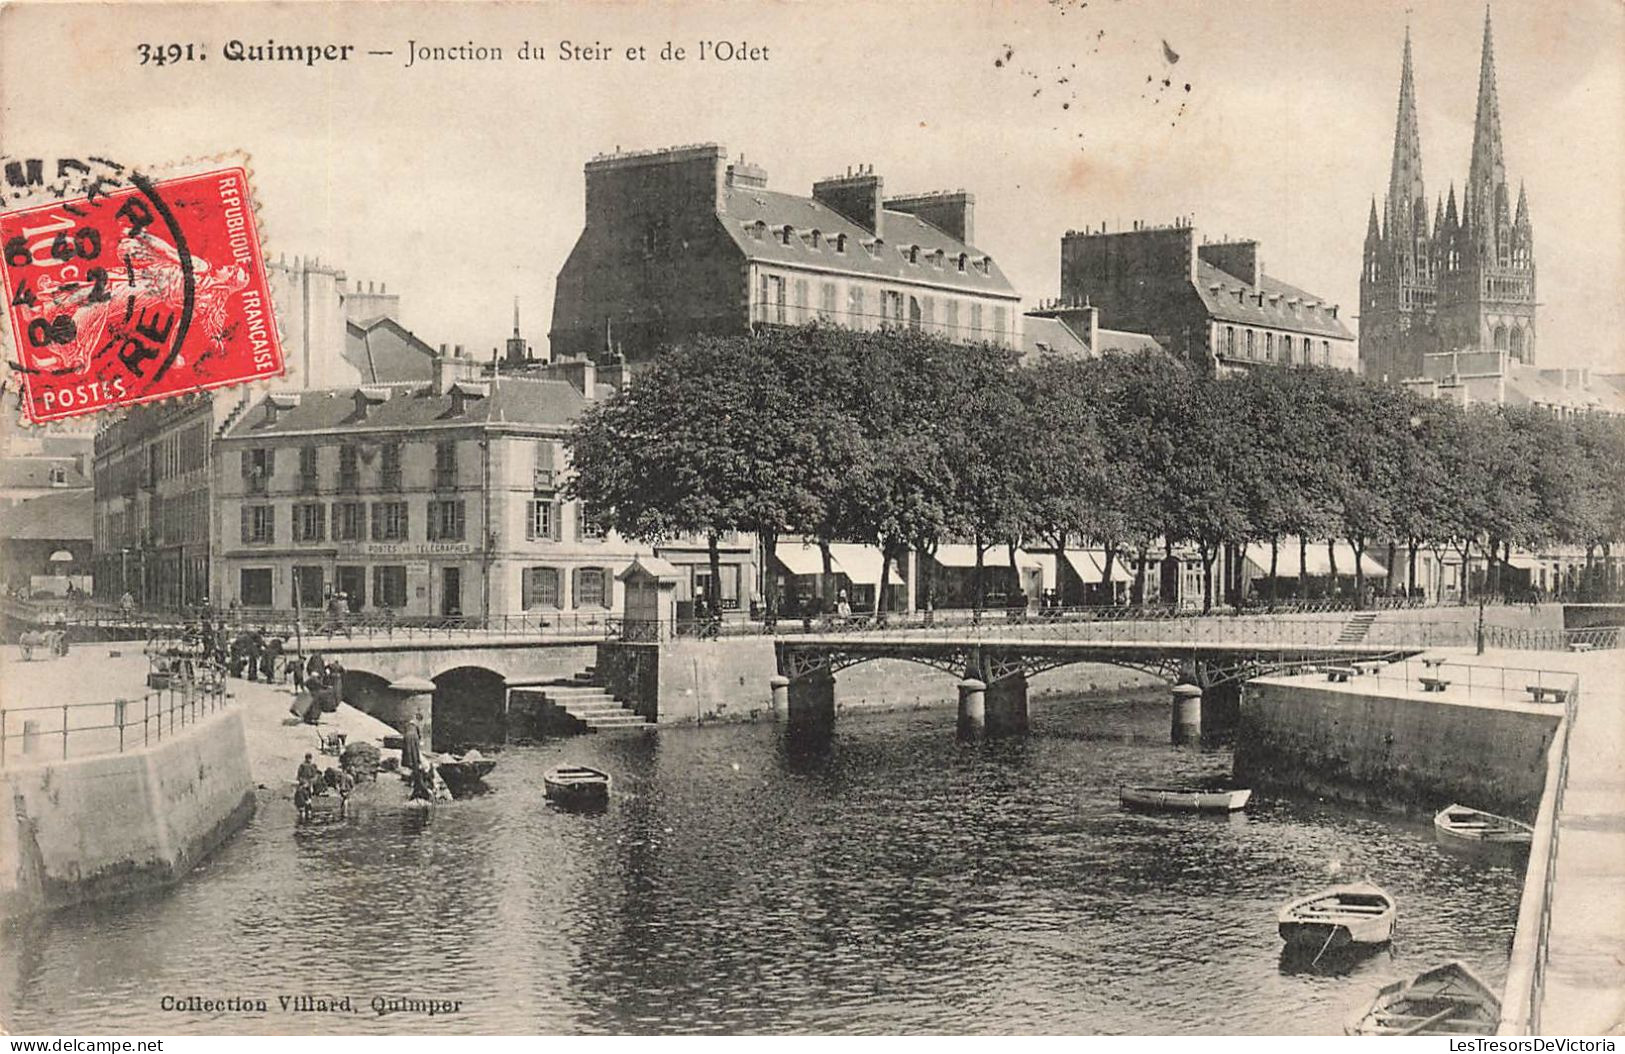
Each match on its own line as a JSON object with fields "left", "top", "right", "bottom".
{"left": 565, "top": 324, "right": 1625, "bottom": 615}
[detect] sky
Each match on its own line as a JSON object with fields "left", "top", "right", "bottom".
{"left": 3, "top": 0, "right": 1621, "bottom": 371}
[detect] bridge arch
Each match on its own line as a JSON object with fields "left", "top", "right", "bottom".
{"left": 432, "top": 665, "right": 509, "bottom": 750}
{"left": 339, "top": 668, "right": 397, "bottom": 724}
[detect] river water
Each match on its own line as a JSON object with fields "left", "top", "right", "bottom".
{"left": 1, "top": 691, "right": 1526, "bottom": 1035}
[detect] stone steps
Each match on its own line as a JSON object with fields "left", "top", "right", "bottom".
{"left": 540, "top": 673, "right": 650, "bottom": 733}
{"left": 1336, "top": 611, "right": 1379, "bottom": 644}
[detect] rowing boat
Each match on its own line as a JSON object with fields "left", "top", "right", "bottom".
{"left": 1277, "top": 881, "right": 1396, "bottom": 950}
{"left": 1346, "top": 961, "right": 1501, "bottom": 1035}
{"left": 1119, "top": 786, "right": 1252, "bottom": 813}
{"left": 1434, "top": 804, "right": 1533, "bottom": 848}
{"left": 544, "top": 764, "right": 611, "bottom": 808}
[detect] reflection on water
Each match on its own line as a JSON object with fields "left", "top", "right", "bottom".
{"left": 0, "top": 693, "right": 1526, "bottom": 1035}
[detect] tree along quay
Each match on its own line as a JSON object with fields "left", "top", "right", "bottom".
{"left": 567, "top": 328, "right": 1625, "bottom": 620}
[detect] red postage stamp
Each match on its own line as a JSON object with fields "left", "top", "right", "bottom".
{"left": 0, "top": 166, "right": 284, "bottom": 423}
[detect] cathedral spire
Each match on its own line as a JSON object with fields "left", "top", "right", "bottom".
{"left": 1467, "top": 7, "right": 1506, "bottom": 208}
{"left": 1386, "top": 27, "right": 1427, "bottom": 240}
{"left": 1366, "top": 197, "right": 1382, "bottom": 242}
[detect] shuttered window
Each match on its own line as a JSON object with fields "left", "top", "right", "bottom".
{"left": 522, "top": 567, "right": 561, "bottom": 609}
{"left": 525, "top": 500, "right": 561, "bottom": 541}
{"left": 573, "top": 567, "right": 610, "bottom": 609}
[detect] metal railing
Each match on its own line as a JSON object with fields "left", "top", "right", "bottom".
{"left": 0, "top": 667, "right": 232, "bottom": 768}
{"left": 1343, "top": 657, "right": 1581, "bottom": 706}
{"left": 1483, "top": 624, "right": 1622, "bottom": 652}
{"left": 611, "top": 611, "right": 1476, "bottom": 651}
{"left": 6, "top": 595, "right": 1614, "bottom": 655}
{"left": 1499, "top": 678, "right": 1580, "bottom": 1034}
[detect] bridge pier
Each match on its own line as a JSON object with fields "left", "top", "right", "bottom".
{"left": 1171, "top": 683, "right": 1202, "bottom": 745}
{"left": 985, "top": 674, "right": 1029, "bottom": 736}
{"left": 786, "top": 668, "right": 836, "bottom": 733}
{"left": 380, "top": 675, "right": 437, "bottom": 746}
{"left": 957, "top": 679, "right": 986, "bottom": 738}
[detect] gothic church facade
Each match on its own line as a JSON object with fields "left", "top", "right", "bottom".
{"left": 1359, "top": 12, "right": 1536, "bottom": 382}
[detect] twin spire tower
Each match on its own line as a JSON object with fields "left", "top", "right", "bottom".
{"left": 1359, "top": 9, "right": 1536, "bottom": 382}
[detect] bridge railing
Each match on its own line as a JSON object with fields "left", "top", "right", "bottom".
{"left": 0, "top": 669, "right": 232, "bottom": 769}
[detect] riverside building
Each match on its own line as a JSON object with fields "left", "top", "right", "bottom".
{"left": 550, "top": 144, "right": 1023, "bottom": 361}
{"left": 1059, "top": 221, "right": 1356, "bottom": 374}
{"left": 211, "top": 362, "right": 758, "bottom": 621}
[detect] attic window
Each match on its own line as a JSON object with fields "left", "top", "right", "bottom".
{"left": 979, "top": 256, "right": 992, "bottom": 275}
{"left": 834, "top": 233, "right": 847, "bottom": 253}
{"left": 781, "top": 225, "right": 794, "bottom": 245}
{"left": 809, "top": 229, "right": 821, "bottom": 249}
{"left": 449, "top": 381, "right": 489, "bottom": 416}
{"left": 933, "top": 249, "right": 945, "bottom": 268}
{"left": 957, "top": 253, "right": 968, "bottom": 273}
{"left": 907, "top": 245, "right": 920, "bottom": 264}
{"left": 750, "top": 220, "right": 767, "bottom": 240}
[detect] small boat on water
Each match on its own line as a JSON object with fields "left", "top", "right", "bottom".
{"left": 544, "top": 765, "right": 611, "bottom": 808}
{"left": 1119, "top": 786, "right": 1252, "bottom": 813}
{"left": 435, "top": 752, "right": 496, "bottom": 796}
{"left": 1277, "top": 882, "right": 1396, "bottom": 951}
{"left": 1434, "top": 804, "right": 1533, "bottom": 849}
{"left": 1346, "top": 961, "right": 1501, "bottom": 1036}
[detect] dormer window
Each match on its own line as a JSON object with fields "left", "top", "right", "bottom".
{"left": 750, "top": 220, "right": 767, "bottom": 240}
{"left": 834, "top": 233, "right": 847, "bottom": 254}
{"left": 449, "top": 381, "right": 489, "bottom": 417}
{"left": 809, "top": 229, "right": 821, "bottom": 249}
{"left": 781, "top": 224, "right": 794, "bottom": 246}
{"left": 979, "top": 256, "right": 992, "bottom": 275}
{"left": 957, "top": 253, "right": 968, "bottom": 272}
{"left": 48, "top": 466, "right": 67, "bottom": 486}
{"left": 933, "top": 249, "right": 945, "bottom": 268}
{"left": 907, "top": 245, "right": 920, "bottom": 264}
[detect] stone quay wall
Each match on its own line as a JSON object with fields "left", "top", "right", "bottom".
{"left": 0, "top": 707, "right": 256, "bottom": 920}
{"left": 1235, "top": 679, "right": 1560, "bottom": 818}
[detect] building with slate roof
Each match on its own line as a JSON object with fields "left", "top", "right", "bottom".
{"left": 1020, "top": 301, "right": 1166, "bottom": 363}
{"left": 1401, "top": 351, "right": 1625, "bottom": 419}
{"left": 2, "top": 489, "right": 93, "bottom": 595}
{"left": 1058, "top": 220, "right": 1356, "bottom": 374}
{"left": 550, "top": 145, "right": 1023, "bottom": 362}
{"left": 211, "top": 367, "right": 757, "bottom": 622}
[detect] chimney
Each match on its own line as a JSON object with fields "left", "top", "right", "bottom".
{"left": 884, "top": 191, "right": 976, "bottom": 244}
{"left": 1198, "top": 240, "right": 1262, "bottom": 288}
{"left": 812, "top": 167, "right": 884, "bottom": 234}
{"left": 725, "top": 155, "right": 769, "bottom": 189}
{"left": 584, "top": 143, "right": 726, "bottom": 227}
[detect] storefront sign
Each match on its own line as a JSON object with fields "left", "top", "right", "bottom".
{"left": 338, "top": 542, "right": 477, "bottom": 557}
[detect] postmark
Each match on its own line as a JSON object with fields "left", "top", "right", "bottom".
{"left": 0, "top": 163, "right": 284, "bottom": 423}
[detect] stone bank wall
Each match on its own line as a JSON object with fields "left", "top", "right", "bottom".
{"left": 0, "top": 708, "right": 256, "bottom": 920}
{"left": 1235, "top": 680, "right": 1560, "bottom": 818}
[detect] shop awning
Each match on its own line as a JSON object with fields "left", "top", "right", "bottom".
{"left": 774, "top": 542, "right": 830, "bottom": 577}
{"left": 827, "top": 544, "right": 892, "bottom": 585}
{"left": 933, "top": 543, "right": 1042, "bottom": 571}
{"left": 1061, "top": 549, "right": 1133, "bottom": 584}
{"left": 1244, "top": 541, "right": 1388, "bottom": 578}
